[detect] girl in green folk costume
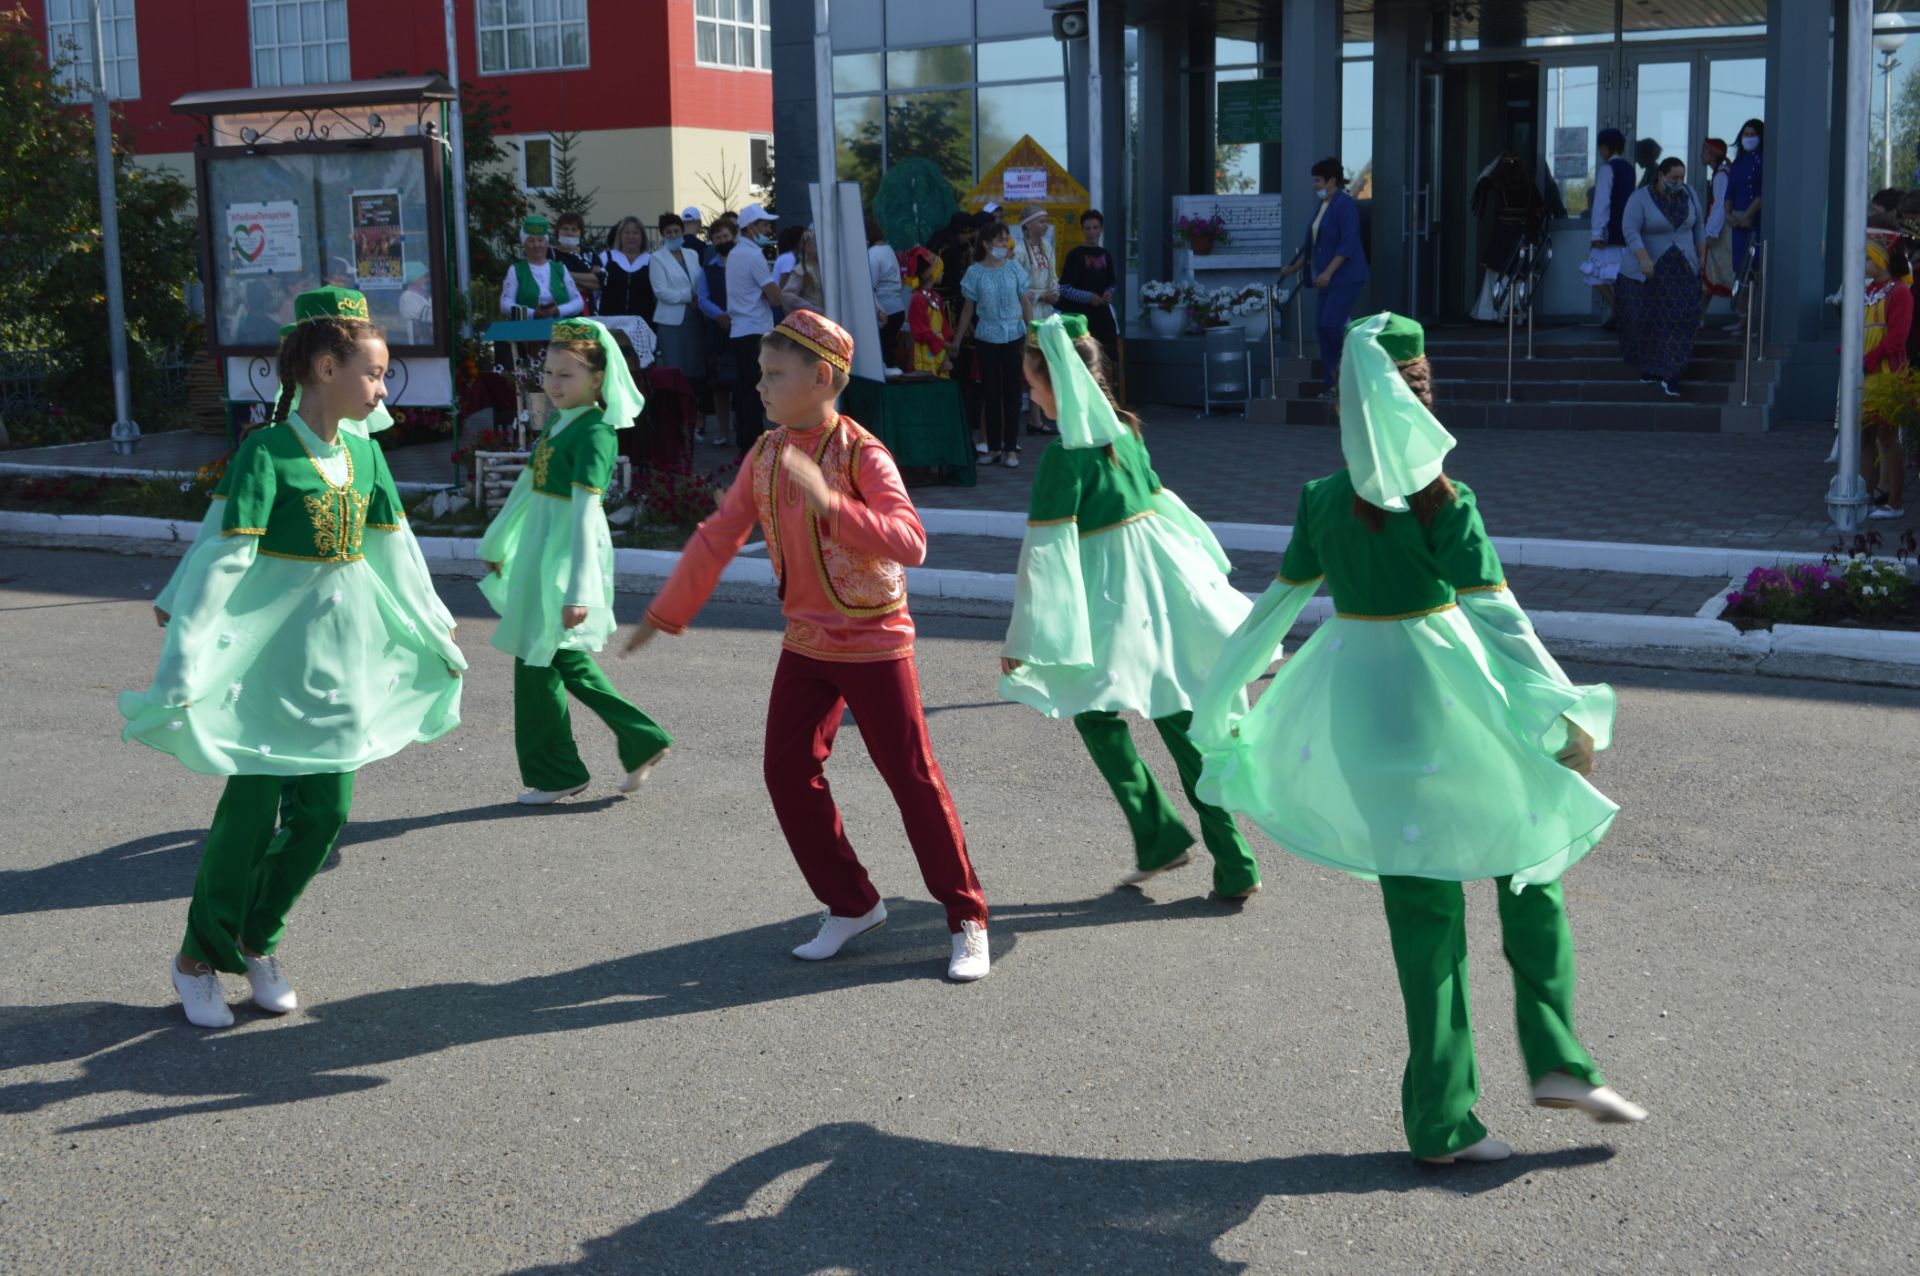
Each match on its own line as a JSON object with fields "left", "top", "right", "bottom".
{"left": 479, "top": 318, "right": 672, "bottom": 804}
{"left": 122, "top": 287, "right": 467, "bottom": 1029}
{"left": 1000, "top": 313, "right": 1261, "bottom": 899}
{"left": 498, "top": 215, "right": 586, "bottom": 319}
{"left": 1191, "top": 313, "right": 1648, "bottom": 1163}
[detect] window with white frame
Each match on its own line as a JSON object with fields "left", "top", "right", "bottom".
{"left": 250, "top": 0, "right": 349, "bottom": 87}
{"left": 45, "top": 0, "right": 140, "bottom": 101}
{"left": 749, "top": 135, "right": 773, "bottom": 188}
{"left": 519, "top": 135, "right": 556, "bottom": 193}
{"left": 696, "top": 0, "right": 770, "bottom": 72}
{"left": 479, "top": 0, "right": 589, "bottom": 75}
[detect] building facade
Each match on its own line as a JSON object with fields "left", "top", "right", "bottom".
{"left": 26, "top": 0, "right": 773, "bottom": 226}
{"left": 773, "top": 0, "right": 1899, "bottom": 420}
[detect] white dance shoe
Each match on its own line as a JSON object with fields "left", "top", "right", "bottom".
{"left": 1531, "top": 1072, "right": 1649, "bottom": 1123}
{"left": 1419, "top": 1136, "right": 1512, "bottom": 1165}
{"left": 171, "top": 960, "right": 234, "bottom": 1029}
{"left": 1120, "top": 852, "right": 1191, "bottom": 888}
{"left": 792, "top": 901, "right": 888, "bottom": 960}
{"left": 517, "top": 782, "right": 588, "bottom": 806}
{"left": 243, "top": 952, "right": 298, "bottom": 1014}
{"left": 947, "top": 921, "right": 990, "bottom": 982}
{"left": 619, "top": 748, "right": 670, "bottom": 794}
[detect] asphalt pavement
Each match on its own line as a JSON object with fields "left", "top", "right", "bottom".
{"left": 1, "top": 546, "right": 1915, "bottom": 1274}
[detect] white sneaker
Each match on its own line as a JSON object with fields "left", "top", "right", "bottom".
{"left": 974, "top": 441, "right": 988, "bottom": 455}
{"left": 1868, "top": 506, "right": 1905, "bottom": 520}
{"left": 1531, "top": 1071, "right": 1649, "bottom": 1123}
{"left": 1419, "top": 1136, "right": 1512, "bottom": 1165}
{"left": 619, "top": 747, "right": 670, "bottom": 794}
{"left": 243, "top": 951, "right": 297, "bottom": 1013}
{"left": 517, "top": 782, "right": 588, "bottom": 806}
{"left": 171, "top": 960, "right": 234, "bottom": 1029}
{"left": 1005, "top": 453, "right": 1020, "bottom": 469}
{"left": 792, "top": 900, "right": 887, "bottom": 960}
{"left": 947, "top": 920, "right": 990, "bottom": 982}
{"left": 1120, "top": 852, "right": 1191, "bottom": 888}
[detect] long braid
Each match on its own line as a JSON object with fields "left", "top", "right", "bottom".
{"left": 270, "top": 380, "right": 295, "bottom": 425}
{"left": 272, "top": 316, "right": 380, "bottom": 430}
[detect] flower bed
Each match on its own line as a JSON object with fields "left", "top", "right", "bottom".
{"left": 1720, "top": 535, "right": 1920, "bottom": 631}
{"left": 0, "top": 464, "right": 223, "bottom": 522}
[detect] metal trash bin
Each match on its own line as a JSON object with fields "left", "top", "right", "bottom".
{"left": 1201, "top": 323, "right": 1250, "bottom": 416}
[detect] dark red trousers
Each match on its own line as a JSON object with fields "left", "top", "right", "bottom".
{"left": 763, "top": 649, "right": 988, "bottom": 933}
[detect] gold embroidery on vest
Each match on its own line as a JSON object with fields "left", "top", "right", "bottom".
{"left": 292, "top": 429, "right": 370, "bottom": 560}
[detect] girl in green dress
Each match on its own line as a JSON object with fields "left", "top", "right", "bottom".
{"left": 479, "top": 318, "right": 672, "bottom": 804}
{"left": 1191, "top": 313, "right": 1648, "bottom": 1163}
{"left": 122, "top": 287, "right": 467, "bottom": 1029}
{"left": 1000, "top": 314, "right": 1261, "bottom": 899}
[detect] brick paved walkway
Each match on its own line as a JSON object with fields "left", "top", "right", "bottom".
{"left": 5, "top": 408, "right": 1858, "bottom": 555}
{"left": 868, "top": 533, "right": 1727, "bottom": 618}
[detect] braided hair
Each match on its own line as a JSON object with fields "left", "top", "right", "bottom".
{"left": 273, "top": 317, "right": 382, "bottom": 425}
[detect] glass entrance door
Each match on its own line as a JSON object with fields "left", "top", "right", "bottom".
{"left": 1537, "top": 55, "right": 1615, "bottom": 317}
{"left": 1406, "top": 59, "right": 1443, "bottom": 320}
{"left": 1625, "top": 56, "right": 1694, "bottom": 173}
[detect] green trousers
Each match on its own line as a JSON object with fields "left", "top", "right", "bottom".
{"left": 1379, "top": 875, "right": 1606, "bottom": 1159}
{"left": 182, "top": 772, "right": 355, "bottom": 975}
{"left": 1073, "top": 709, "right": 1260, "bottom": 897}
{"left": 514, "top": 651, "right": 672, "bottom": 791}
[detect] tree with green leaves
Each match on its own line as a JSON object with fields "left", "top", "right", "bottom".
{"left": 538, "top": 130, "right": 597, "bottom": 225}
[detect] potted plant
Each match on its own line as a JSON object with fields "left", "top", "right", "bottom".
{"left": 1187, "top": 286, "right": 1241, "bottom": 331}
{"left": 1173, "top": 212, "right": 1230, "bottom": 257}
{"left": 1140, "top": 280, "right": 1191, "bottom": 338}
{"left": 1232, "top": 285, "right": 1270, "bottom": 342}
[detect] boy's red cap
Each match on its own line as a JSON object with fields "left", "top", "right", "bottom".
{"left": 774, "top": 309, "right": 853, "bottom": 373}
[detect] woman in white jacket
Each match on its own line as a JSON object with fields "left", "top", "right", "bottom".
{"left": 648, "top": 211, "right": 707, "bottom": 385}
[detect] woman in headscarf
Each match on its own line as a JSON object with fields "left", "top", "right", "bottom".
{"left": 1190, "top": 313, "right": 1649, "bottom": 1164}
{"left": 998, "top": 313, "right": 1260, "bottom": 900}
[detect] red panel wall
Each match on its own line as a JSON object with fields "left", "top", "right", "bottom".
{"left": 17, "top": 0, "right": 769, "bottom": 155}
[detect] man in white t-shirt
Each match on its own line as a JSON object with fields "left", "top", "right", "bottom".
{"left": 725, "top": 203, "right": 786, "bottom": 455}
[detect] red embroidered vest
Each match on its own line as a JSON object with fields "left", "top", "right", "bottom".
{"left": 751, "top": 417, "right": 907, "bottom": 618}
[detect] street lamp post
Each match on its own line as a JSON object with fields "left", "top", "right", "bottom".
{"left": 1876, "top": 17, "right": 1909, "bottom": 189}
{"left": 89, "top": 0, "right": 137, "bottom": 455}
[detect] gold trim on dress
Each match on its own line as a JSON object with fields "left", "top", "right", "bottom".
{"left": 1276, "top": 573, "right": 1324, "bottom": 586}
{"left": 572, "top": 481, "right": 603, "bottom": 495}
{"left": 364, "top": 521, "right": 403, "bottom": 532}
{"left": 1080, "top": 509, "right": 1156, "bottom": 538}
{"left": 805, "top": 423, "right": 908, "bottom": 619}
{"left": 260, "top": 549, "right": 365, "bottom": 563}
{"left": 223, "top": 527, "right": 267, "bottom": 536}
{"left": 1336, "top": 601, "right": 1458, "bottom": 622}
{"left": 1454, "top": 581, "right": 1508, "bottom": 595}
{"left": 1026, "top": 515, "right": 1077, "bottom": 527}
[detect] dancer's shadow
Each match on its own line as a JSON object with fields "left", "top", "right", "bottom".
{"left": 508, "top": 1121, "right": 1617, "bottom": 1276}
{"left": 0, "top": 901, "right": 1019, "bottom": 1129}
{"left": 0, "top": 890, "right": 1250, "bottom": 1131}
{"left": 2, "top": 800, "right": 621, "bottom": 918}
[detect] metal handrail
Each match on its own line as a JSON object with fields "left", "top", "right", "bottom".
{"left": 1499, "top": 233, "right": 1552, "bottom": 402}
{"left": 1736, "top": 239, "right": 1767, "bottom": 407}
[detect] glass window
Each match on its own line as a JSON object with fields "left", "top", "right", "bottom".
{"left": 979, "top": 81, "right": 1067, "bottom": 173}
{"left": 1633, "top": 62, "right": 1693, "bottom": 174}
{"left": 836, "top": 96, "right": 885, "bottom": 206}
{"left": 45, "top": 0, "right": 140, "bottom": 100}
{"left": 1215, "top": 36, "right": 1260, "bottom": 69}
{"left": 1543, "top": 62, "right": 1602, "bottom": 216}
{"left": 480, "top": 0, "right": 589, "bottom": 73}
{"left": 833, "top": 52, "right": 883, "bottom": 94}
{"left": 1342, "top": 60, "right": 1374, "bottom": 200}
{"left": 1214, "top": 69, "right": 1260, "bottom": 195}
{"left": 249, "top": 0, "right": 348, "bottom": 87}
{"left": 696, "top": 0, "right": 770, "bottom": 71}
{"left": 1708, "top": 56, "right": 1768, "bottom": 149}
{"left": 521, "top": 135, "right": 555, "bottom": 192}
{"left": 749, "top": 135, "right": 773, "bottom": 189}
{"left": 886, "top": 90, "right": 975, "bottom": 201}
{"left": 886, "top": 45, "right": 972, "bottom": 90}
{"left": 979, "top": 36, "right": 1063, "bottom": 83}
{"left": 884, "top": 0, "right": 969, "bottom": 46}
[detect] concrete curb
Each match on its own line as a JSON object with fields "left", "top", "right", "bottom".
{"left": 0, "top": 461, "right": 442, "bottom": 496}
{"left": 1, "top": 510, "right": 1907, "bottom": 671}
{"left": 914, "top": 507, "right": 1834, "bottom": 578}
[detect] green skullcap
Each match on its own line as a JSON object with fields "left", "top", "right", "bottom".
{"left": 276, "top": 286, "right": 372, "bottom": 339}
{"left": 1031, "top": 313, "right": 1126, "bottom": 450}
{"left": 523, "top": 215, "right": 551, "bottom": 236}
{"left": 1031, "top": 313, "right": 1088, "bottom": 344}
{"left": 546, "top": 317, "right": 647, "bottom": 430}
{"left": 1350, "top": 311, "right": 1424, "bottom": 364}
{"left": 1338, "top": 311, "right": 1455, "bottom": 513}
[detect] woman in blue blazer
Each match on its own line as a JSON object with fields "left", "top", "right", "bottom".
{"left": 1279, "top": 157, "right": 1371, "bottom": 396}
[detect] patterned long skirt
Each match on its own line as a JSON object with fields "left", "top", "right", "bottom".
{"left": 1615, "top": 247, "right": 1702, "bottom": 380}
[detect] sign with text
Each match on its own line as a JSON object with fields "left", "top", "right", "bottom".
{"left": 1002, "top": 167, "right": 1050, "bottom": 202}
{"left": 1216, "top": 79, "right": 1284, "bottom": 146}
{"left": 1552, "top": 127, "right": 1591, "bottom": 182}
{"left": 350, "top": 188, "right": 405, "bottom": 290}
{"left": 225, "top": 200, "right": 302, "bottom": 274}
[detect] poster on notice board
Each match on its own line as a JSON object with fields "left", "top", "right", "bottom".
{"left": 226, "top": 200, "right": 303, "bottom": 274}
{"left": 350, "top": 188, "right": 404, "bottom": 290}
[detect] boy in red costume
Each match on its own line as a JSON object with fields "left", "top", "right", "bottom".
{"left": 626, "top": 310, "right": 991, "bottom": 981}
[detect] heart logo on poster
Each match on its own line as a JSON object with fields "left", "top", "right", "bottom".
{"left": 232, "top": 223, "right": 268, "bottom": 262}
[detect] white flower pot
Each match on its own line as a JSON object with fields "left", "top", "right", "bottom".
{"left": 1147, "top": 307, "right": 1185, "bottom": 339}
{"left": 1241, "top": 310, "right": 1270, "bottom": 342}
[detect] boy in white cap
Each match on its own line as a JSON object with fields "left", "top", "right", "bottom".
{"left": 724, "top": 202, "right": 785, "bottom": 456}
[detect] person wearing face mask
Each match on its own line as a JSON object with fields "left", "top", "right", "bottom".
{"left": 1724, "top": 119, "right": 1764, "bottom": 333}
{"left": 725, "top": 203, "right": 788, "bottom": 455}
{"left": 649, "top": 212, "right": 707, "bottom": 389}
{"left": 499, "top": 216, "right": 585, "bottom": 320}
{"left": 1616, "top": 157, "right": 1706, "bottom": 399}
{"left": 953, "top": 220, "right": 1034, "bottom": 466}
{"left": 551, "top": 211, "right": 604, "bottom": 313}
{"left": 695, "top": 219, "right": 737, "bottom": 447}
{"left": 1277, "top": 157, "right": 1370, "bottom": 398}
{"left": 680, "top": 206, "right": 713, "bottom": 265}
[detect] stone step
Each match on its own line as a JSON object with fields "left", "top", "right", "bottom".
{"left": 1276, "top": 397, "right": 1730, "bottom": 432}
